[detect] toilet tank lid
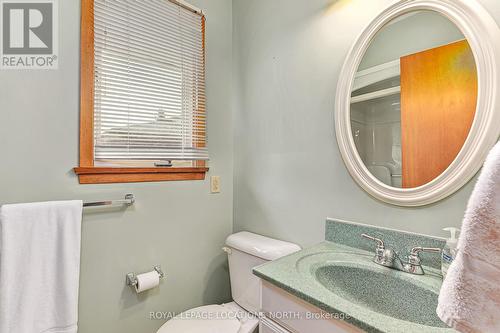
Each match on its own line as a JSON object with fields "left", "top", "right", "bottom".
{"left": 225, "top": 232, "right": 301, "bottom": 261}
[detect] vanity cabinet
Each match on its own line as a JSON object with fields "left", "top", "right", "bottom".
{"left": 260, "top": 316, "right": 292, "bottom": 333}
{"left": 259, "top": 280, "right": 363, "bottom": 333}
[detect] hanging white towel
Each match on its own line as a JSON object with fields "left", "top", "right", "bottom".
{"left": 437, "top": 142, "right": 500, "bottom": 333}
{"left": 0, "top": 200, "right": 83, "bottom": 333}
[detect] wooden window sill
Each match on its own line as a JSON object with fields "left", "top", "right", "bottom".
{"left": 74, "top": 167, "right": 209, "bottom": 184}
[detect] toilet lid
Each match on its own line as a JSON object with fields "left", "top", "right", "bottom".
{"left": 156, "top": 304, "right": 242, "bottom": 333}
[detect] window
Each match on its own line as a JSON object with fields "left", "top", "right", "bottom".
{"left": 75, "top": 0, "right": 208, "bottom": 184}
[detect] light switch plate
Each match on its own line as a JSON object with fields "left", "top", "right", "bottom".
{"left": 211, "top": 176, "right": 221, "bottom": 193}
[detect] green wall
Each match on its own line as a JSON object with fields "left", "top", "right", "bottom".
{"left": 0, "top": 0, "right": 233, "bottom": 332}
{"left": 2, "top": 0, "right": 500, "bottom": 332}
{"left": 359, "top": 11, "right": 464, "bottom": 70}
{"left": 232, "top": 0, "right": 500, "bottom": 246}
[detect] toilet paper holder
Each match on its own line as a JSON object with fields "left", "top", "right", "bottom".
{"left": 126, "top": 265, "right": 165, "bottom": 287}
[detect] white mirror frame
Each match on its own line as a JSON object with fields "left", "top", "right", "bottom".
{"left": 335, "top": 0, "right": 500, "bottom": 207}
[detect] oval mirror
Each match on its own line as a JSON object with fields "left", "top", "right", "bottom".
{"left": 352, "top": 10, "right": 475, "bottom": 189}
{"left": 335, "top": 0, "right": 500, "bottom": 206}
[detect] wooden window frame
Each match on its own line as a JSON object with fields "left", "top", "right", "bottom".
{"left": 74, "top": 0, "right": 208, "bottom": 184}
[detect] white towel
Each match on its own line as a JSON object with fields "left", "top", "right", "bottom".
{"left": 0, "top": 200, "right": 83, "bottom": 333}
{"left": 437, "top": 142, "right": 500, "bottom": 333}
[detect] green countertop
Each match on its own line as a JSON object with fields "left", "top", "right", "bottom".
{"left": 254, "top": 241, "right": 455, "bottom": 333}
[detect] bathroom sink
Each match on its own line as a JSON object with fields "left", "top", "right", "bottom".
{"left": 255, "top": 240, "right": 453, "bottom": 332}
{"left": 314, "top": 263, "right": 448, "bottom": 328}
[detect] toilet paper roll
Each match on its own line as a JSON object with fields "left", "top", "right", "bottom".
{"left": 135, "top": 271, "right": 160, "bottom": 293}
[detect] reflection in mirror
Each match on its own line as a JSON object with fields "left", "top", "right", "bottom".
{"left": 350, "top": 11, "right": 477, "bottom": 189}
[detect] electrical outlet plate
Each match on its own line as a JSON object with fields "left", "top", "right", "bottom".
{"left": 211, "top": 176, "right": 221, "bottom": 193}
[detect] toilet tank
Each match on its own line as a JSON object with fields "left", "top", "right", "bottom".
{"left": 225, "top": 232, "right": 301, "bottom": 314}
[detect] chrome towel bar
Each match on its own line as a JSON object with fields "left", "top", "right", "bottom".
{"left": 83, "top": 194, "right": 135, "bottom": 207}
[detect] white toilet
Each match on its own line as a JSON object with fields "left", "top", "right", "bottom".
{"left": 157, "top": 231, "right": 301, "bottom": 333}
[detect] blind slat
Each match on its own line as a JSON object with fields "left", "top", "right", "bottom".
{"left": 94, "top": 0, "right": 207, "bottom": 162}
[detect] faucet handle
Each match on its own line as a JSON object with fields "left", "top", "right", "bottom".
{"left": 406, "top": 247, "right": 442, "bottom": 271}
{"left": 409, "top": 247, "right": 441, "bottom": 258}
{"left": 361, "top": 234, "right": 395, "bottom": 267}
{"left": 361, "top": 233, "right": 385, "bottom": 249}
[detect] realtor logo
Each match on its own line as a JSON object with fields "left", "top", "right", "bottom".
{"left": 1, "top": 0, "right": 58, "bottom": 69}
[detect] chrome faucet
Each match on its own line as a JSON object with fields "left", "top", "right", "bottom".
{"left": 401, "top": 247, "right": 441, "bottom": 275}
{"left": 361, "top": 234, "right": 441, "bottom": 275}
{"left": 361, "top": 234, "right": 396, "bottom": 267}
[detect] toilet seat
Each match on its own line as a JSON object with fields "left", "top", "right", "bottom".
{"left": 156, "top": 302, "right": 258, "bottom": 333}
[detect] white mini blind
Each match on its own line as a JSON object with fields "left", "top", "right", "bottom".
{"left": 93, "top": 0, "right": 207, "bottom": 162}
